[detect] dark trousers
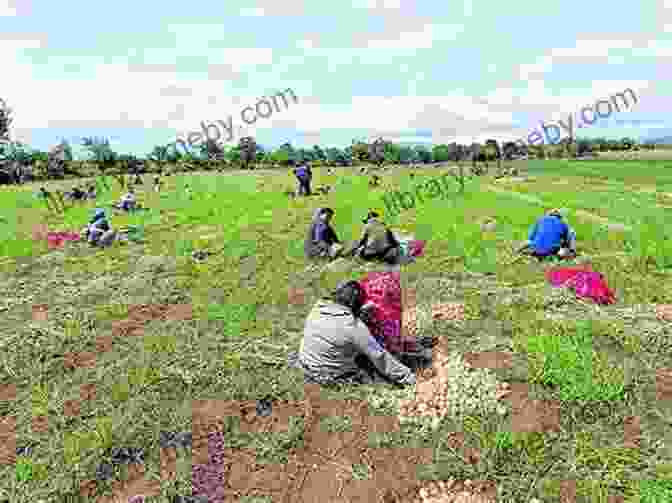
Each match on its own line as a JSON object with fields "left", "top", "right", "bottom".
{"left": 297, "top": 179, "right": 312, "bottom": 196}
{"left": 359, "top": 244, "right": 400, "bottom": 264}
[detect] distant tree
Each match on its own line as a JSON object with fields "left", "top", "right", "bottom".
{"left": 238, "top": 136, "right": 257, "bottom": 169}
{"left": 46, "top": 140, "right": 71, "bottom": 179}
{"left": 199, "top": 138, "right": 225, "bottom": 162}
{"left": 485, "top": 139, "right": 502, "bottom": 173}
{"left": 398, "top": 145, "right": 414, "bottom": 164}
{"left": 60, "top": 140, "right": 74, "bottom": 162}
{"left": 383, "top": 143, "right": 401, "bottom": 165}
{"left": 350, "top": 141, "right": 370, "bottom": 163}
{"left": 432, "top": 144, "right": 450, "bottom": 163}
{"left": 30, "top": 150, "right": 49, "bottom": 163}
{"left": 148, "top": 144, "right": 170, "bottom": 172}
{"left": 267, "top": 148, "right": 286, "bottom": 166}
{"left": 0, "top": 142, "right": 33, "bottom": 183}
{"left": 276, "top": 142, "right": 296, "bottom": 166}
{"left": 369, "top": 137, "right": 389, "bottom": 167}
{"left": 312, "top": 145, "right": 326, "bottom": 162}
{"left": 296, "top": 147, "right": 314, "bottom": 164}
{"left": 0, "top": 97, "right": 14, "bottom": 146}
{"left": 342, "top": 145, "right": 354, "bottom": 165}
{"left": 576, "top": 140, "right": 592, "bottom": 157}
{"left": 255, "top": 144, "right": 266, "bottom": 163}
{"left": 225, "top": 145, "right": 242, "bottom": 164}
{"left": 620, "top": 137, "right": 634, "bottom": 151}
{"left": 501, "top": 141, "right": 518, "bottom": 160}
{"left": 326, "top": 147, "right": 348, "bottom": 166}
{"left": 82, "top": 137, "right": 117, "bottom": 175}
{"left": 413, "top": 145, "right": 432, "bottom": 164}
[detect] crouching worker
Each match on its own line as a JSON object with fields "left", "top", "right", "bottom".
{"left": 351, "top": 211, "right": 402, "bottom": 265}
{"left": 81, "top": 208, "right": 116, "bottom": 247}
{"left": 517, "top": 208, "right": 577, "bottom": 260}
{"left": 289, "top": 280, "right": 417, "bottom": 386}
{"left": 304, "top": 207, "right": 344, "bottom": 260}
{"left": 116, "top": 188, "right": 137, "bottom": 211}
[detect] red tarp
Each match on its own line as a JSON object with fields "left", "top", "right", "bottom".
{"left": 546, "top": 265, "right": 616, "bottom": 305}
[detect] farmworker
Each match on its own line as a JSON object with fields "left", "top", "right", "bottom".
{"left": 293, "top": 280, "right": 417, "bottom": 386}
{"left": 369, "top": 174, "right": 381, "bottom": 187}
{"left": 184, "top": 184, "right": 193, "bottom": 199}
{"left": 351, "top": 211, "right": 402, "bottom": 265}
{"left": 81, "top": 208, "right": 116, "bottom": 247}
{"left": 117, "top": 187, "right": 137, "bottom": 211}
{"left": 304, "top": 207, "right": 344, "bottom": 260}
{"left": 293, "top": 162, "right": 312, "bottom": 196}
{"left": 517, "top": 208, "right": 577, "bottom": 259}
{"left": 69, "top": 186, "right": 86, "bottom": 200}
{"left": 153, "top": 174, "right": 162, "bottom": 192}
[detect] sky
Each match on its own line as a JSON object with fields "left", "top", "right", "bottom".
{"left": 1, "top": 0, "right": 670, "bottom": 158}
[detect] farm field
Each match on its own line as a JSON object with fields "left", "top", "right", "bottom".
{"left": 595, "top": 150, "right": 672, "bottom": 161}
{"left": 1, "top": 160, "right": 672, "bottom": 503}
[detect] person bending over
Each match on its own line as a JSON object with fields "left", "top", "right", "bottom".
{"left": 295, "top": 280, "right": 416, "bottom": 386}
{"left": 352, "top": 211, "right": 401, "bottom": 265}
{"left": 293, "top": 162, "right": 312, "bottom": 196}
{"left": 118, "top": 188, "right": 137, "bottom": 211}
{"left": 304, "top": 207, "right": 344, "bottom": 260}
{"left": 81, "top": 208, "right": 116, "bottom": 247}
{"left": 517, "top": 208, "right": 577, "bottom": 260}
{"left": 69, "top": 186, "right": 86, "bottom": 201}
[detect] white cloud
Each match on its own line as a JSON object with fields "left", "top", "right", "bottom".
{"left": 549, "top": 39, "right": 634, "bottom": 58}
{"left": 239, "top": 7, "right": 266, "bottom": 16}
{"left": 352, "top": 0, "right": 402, "bottom": 9}
{"left": 516, "top": 38, "right": 641, "bottom": 80}
{"left": 367, "top": 23, "right": 464, "bottom": 50}
{"left": 0, "top": 0, "right": 17, "bottom": 16}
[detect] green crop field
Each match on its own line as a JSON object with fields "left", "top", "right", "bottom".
{"left": 1, "top": 160, "right": 671, "bottom": 502}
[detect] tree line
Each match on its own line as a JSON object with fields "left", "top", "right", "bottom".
{"left": 0, "top": 97, "right": 657, "bottom": 184}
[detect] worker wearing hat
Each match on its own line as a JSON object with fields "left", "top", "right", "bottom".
{"left": 351, "top": 210, "right": 401, "bottom": 264}
{"left": 518, "top": 207, "right": 576, "bottom": 259}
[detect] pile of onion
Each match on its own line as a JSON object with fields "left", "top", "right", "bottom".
{"left": 655, "top": 304, "right": 672, "bottom": 322}
{"left": 403, "top": 303, "right": 465, "bottom": 337}
{"left": 412, "top": 479, "right": 496, "bottom": 503}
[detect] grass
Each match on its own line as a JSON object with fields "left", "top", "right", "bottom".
{"left": 0, "top": 160, "right": 671, "bottom": 502}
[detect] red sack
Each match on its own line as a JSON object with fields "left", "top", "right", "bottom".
{"left": 358, "top": 271, "right": 417, "bottom": 352}
{"left": 546, "top": 266, "right": 590, "bottom": 286}
{"left": 546, "top": 266, "right": 616, "bottom": 305}
{"left": 408, "top": 240, "right": 426, "bottom": 258}
{"left": 46, "top": 231, "right": 81, "bottom": 248}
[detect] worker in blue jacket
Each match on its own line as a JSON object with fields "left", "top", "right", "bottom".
{"left": 292, "top": 162, "right": 312, "bottom": 196}
{"left": 518, "top": 209, "right": 576, "bottom": 259}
